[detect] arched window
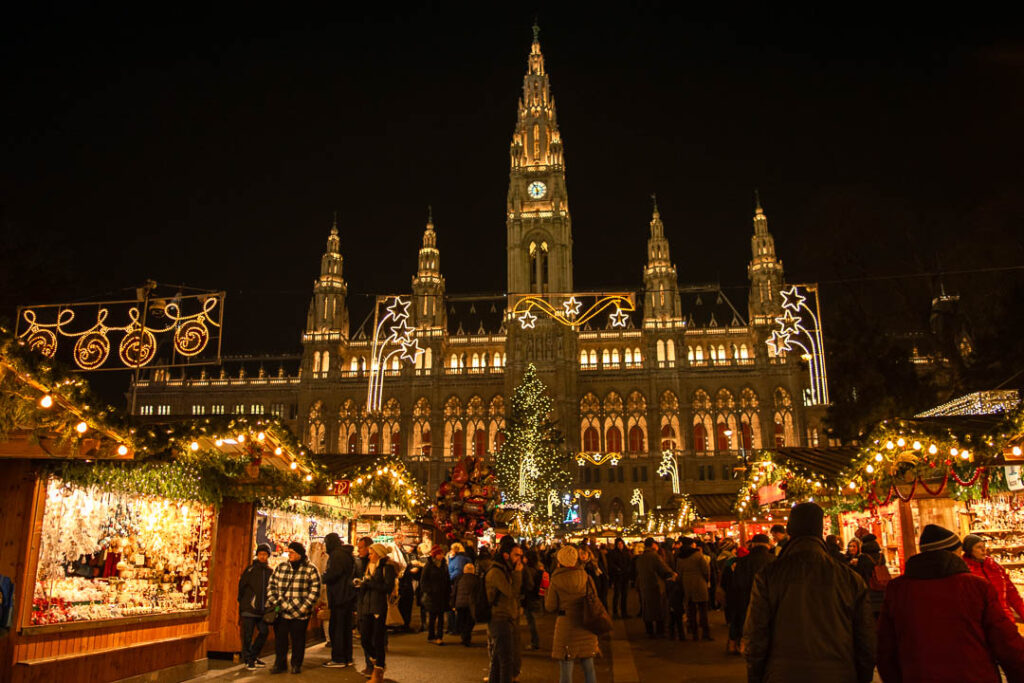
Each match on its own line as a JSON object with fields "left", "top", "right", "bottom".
{"left": 368, "top": 431, "right": 379, "bottom": 454}
{"left": 452, "top": 427, "right": 464, "bottom": 458}
{"left": 633, "top": 347, "right": 642, "bottom": 365}
{"left": 628, "top": 425, "right": 645, "bottom": 453}
{"left": 313, "top": 351, "right": 321, "bottom": 373}
{"left": 350, "top": 357, "right": 359, "bottom": 372}
{"left": 583, "top": 426, "right": 600, "bottom": 451}
{"left": 474, "top": 429, "right": 487, "bottom": 456}
{"left": 481, "top": 352, "right": 489, "bottom": 367}
{"left": 589, "top": 349, "right": 597, "bottom": 365}
{"left": 774, "top": 420, "right": 786, "bottom": 448}
{"left": 602, "top": 349, "right": 610, "bottom": 365}
{"left": 322, "top": 351, "right": 330, "bottom": 373}
{"left": 606, "top": 426, "right": 623, "bottom": 453}
{"left": 718, "top": 344, "right": 726, "bottom": 362}
{"left": 425, "top": 347, "right": 432, "bottom": 368}
{"left": 391, "top": 357, "right": 400, "bottom": 370}
{"left": 693, "top": 423, "right": 707, "bottom": 452}
{"left": 348, "top": 432, "right": 358, "bottom": 454}
{"left": 624, "top": 348, "right": 633, "bottom": 364}
{"left": 709, "top": 346, "right": 717, "bottom": 360}
{"left": 739, "top": 344, "right": 749, "bottom": 360}
{"left": 667, "top": 340, "right": 676, "bottom": 362}
{"left": 716, "top": 422, "right": 731, "bottom": 451}
{"left": 741, "top": 422, "right": 752, "bottom": 450}
{"left": 687, "top": 346, "right": 694, "bottom": 362}
{"left": 472, "top": 353, "right": 480, "bottom": 368}
{"left": 420, "top": 427, "right": 431, "bottom": 457}
{"left": 657, "top": 339, "right": 665, "bottom": 362}
{"left": 695, "top": 346, "right": 704, "bottom": 362}
{"left": 450, "top": 354, "right": 459, "bottom": 369}
{"left": 660, "top": 424, "right": 677, "bottom": 450}
{"left": 494, "top": 431, "right": 506, "bottom": 449}
{"left": 611, "top": 348, "right": 620, "bottom": 364}
{"left": 773, "top": 387, "right": 796, "bottom": 447}
{"left": 580, "top": 350, "right": 589, "bottom": 366}
{"left": 391, "top": 430, "right": 401, "bottom": 456}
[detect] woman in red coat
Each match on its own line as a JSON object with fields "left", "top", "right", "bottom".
{"left": 964, "top": 534, "right": 1024, "bottom": 623}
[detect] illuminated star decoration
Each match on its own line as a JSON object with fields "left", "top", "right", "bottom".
{"left": 609, "top": 307, "right": 629, "bottom": 328}
{"left": 774, "top": 308, "right": 801, "bottom": 336}
{"left": 767, "top": 329, "right": 793, "bottom": 354}
{"left": 386, "top": 298, "right": 412, "bottom": 320}
{"left": 562, "top": 296, "right": 582, "bottom": 319}
{"left": 518, "top": 310, "right": 538, "bottom": 329}
{"left": 398, "top": 337, "right": 423, "bottom": 363}
{"left": 389, "top": 318, "right": 414, "bottom": 344}
{"left": 779, "top": 286, "right": 807, "bottom": 311}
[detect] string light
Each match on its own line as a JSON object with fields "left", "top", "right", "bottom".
{"left": 509, "top": 292, "right": 636, "bottom": 330}
{"left": 117, "top": 445, "right": 129, "bottom": 456}
{"left": 75, "top": 421, "right": 88, "bottom": 434}
{"left": 275, "top": 447, "right": 283, "bottom": 456}
{"left": 290, "top": 461, "right": 298, "bottom": 470}
{"left": 765, "top": 285, "right": 829, "bottom": 405}
{"left": 190, "top": 441, "right": 199, "bottom": 451}
{"left": 39, "top": 394, "right": 53, "bottom": 408}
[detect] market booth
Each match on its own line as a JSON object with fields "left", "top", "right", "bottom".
{"left": 0, "top": 338, "right": 324, "bottom": 683}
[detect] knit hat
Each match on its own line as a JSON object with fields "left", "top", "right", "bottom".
{"left": 369, "top": 543, "right": 389, "bottom": 559}
{"left": 429, "top": 545, "right": 444, "bottom": 557}
{"left": 919, "top": 524, "right": 961, "bottom": 553}
{"left": 750, "top": 534, "right": 771, "bottom": 545}
{"left": 256, "top": 543, "right": 272, "bottom": 555}
{"left": 963, "top": 534, "right": 984, "bottom": 558}
{"left": 786, "top": 502, "right": 824, "bottom": 538}
{"left": 557, "top": 545, "right": 579, "bottom": 568}
{"left": 679, "top": 536, "right": 696, "bottom": 548}
{"left": 770, "top": 524, "right": 787, "bottom": 535}
{"left": 288, "top": 541, "right": 306, "bottom": 558}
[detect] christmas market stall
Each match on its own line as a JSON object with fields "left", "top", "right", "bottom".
{"left": 0, "top": 336, "right": 325, "bottom": 682}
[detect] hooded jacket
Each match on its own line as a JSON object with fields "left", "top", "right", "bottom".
{"left": 238, "top": 558, "right": 273, "bottom": 616}
{"left": 420, "top": 556, "right": 452, "bottom": 613}
{"left": 675, "top": 546, "right": 710, "bottom": 602}
{"left": 321, "top": 534, "right": 355, "bottom": 607}
{"left": 485, "top": 557, "right": 523, "bottom": 622}
{"left": 744, "top": 536, "right": 875, "bottom": 683}
{"left": 879, "top": 550, "right": 1024, "bottom": 683}
{"left": 965, "top": 555, "right": 1024, "bottom": 624}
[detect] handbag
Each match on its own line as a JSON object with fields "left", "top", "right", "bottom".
{"left": 582, "top": 576, "right": 612, "bottom": 636}
{"left": 263, "top": 564, "right": 301, "bottom": 624}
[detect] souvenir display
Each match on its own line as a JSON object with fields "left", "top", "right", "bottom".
{"left": 969, "top": 494, "right": 1024, "bottom": 587}
{"left": 32, "top": 479, "right": 212, "bottom": 625}
{"left": 255, "top": 506, "right": 349, "bottom": 570}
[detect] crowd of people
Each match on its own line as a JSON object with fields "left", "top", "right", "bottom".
{"left": 234, "top": 504, "right": 1024, "bottom": 682}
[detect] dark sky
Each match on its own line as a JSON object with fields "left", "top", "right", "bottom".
{"left": 3, "top": 4, "right": 1023, "bottom": 360}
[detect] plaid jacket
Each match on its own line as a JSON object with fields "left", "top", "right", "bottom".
{"left": 267, "top": 559, "right": 322, "bottom": 619}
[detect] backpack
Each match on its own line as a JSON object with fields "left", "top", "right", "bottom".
{"left": 473, "top": 574, "right": 496, "bottom": 623}
{"left": 868, "top": 562, "right": 891, "bottom": 591}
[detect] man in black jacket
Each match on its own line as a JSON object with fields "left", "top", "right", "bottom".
{"left": 237, "top": 543, "right": 273, "bottom": 670}
{"left": 321, "top": 533, "right": 355, "bottom": 668}
{"left": 607, "top": 538, "right": 631, "bottom": 618}
{"left": 724, "top": 534, "right": 773, "bottom": 653}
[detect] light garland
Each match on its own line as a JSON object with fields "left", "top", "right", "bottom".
{"left": 344, "top": 457, "right": 426, "bottom": 518}
{"left": 509, "top": 292, "right": 636, "bottom": 330}
{"left": 366, "top": 296, "right": 423, "bottom": 413}
{"left": 765, "top": 285, "right": 829, "bottom": 406}
{"left": 576, "top": 451, "right": 620, "bottom": 466}
{"left": 631, "top": 488, "right": 646, "bottom": 517}
{"left": 573, "top": 489, "right": 602, "bottom": 499}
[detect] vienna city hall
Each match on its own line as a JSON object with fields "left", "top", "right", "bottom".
{"left": 133, "top": 30, "right": 828, "bottom": 525}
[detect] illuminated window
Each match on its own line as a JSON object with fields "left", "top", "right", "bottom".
{"left": 583, "top": 426, "right": 600, "bottom": 451}
{"left": 606, "top": 426, "right": 622, "bottom": 452}
{"left": 628, "top": 425, "right": 645, "bottom": 453}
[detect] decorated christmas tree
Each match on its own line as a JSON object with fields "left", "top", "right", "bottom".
{"left": 494, "top": 363, "right": 572, "bottom": 524}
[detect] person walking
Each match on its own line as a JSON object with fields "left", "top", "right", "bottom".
{"left": 744, "top": 503, "right": 875, "bottom": 683}
{"left": 607, "top": 538, "right": 631, "bottom": 618}
{"left": 635, "top": 537, "right": 676, "bottom": 638}
{"left": 237, "top": 543, "right": 273, "bottom": 670}
{"left": 485, "top": 535, "right": 524, "bottom": 683}
{"left": 963, "top": 533, "right": 1024, "bottom": 624}
{"left": 858, "top": 534, "right": 888, "bottom": 620}
{"left": 877, "top": 524, "right": 1024, "bottom": 682}
{"left": 522, "top": 549, "right": 543, "bottom": 650}
{"left": 447, "top": 542, "right": 470, "bottom": 635}
{"left": 266, "top": 542, "right": 322, "bottom": 675}
{"left": 675, "top": 537, "right": 713, "bottom": 641}
{"left": 453, "top": 562, "right": 479, "bottom": 646}
{"left": 420, "top": 545, "right": 451, "bottom": 645}
{"left": 724, "top": 534, "right": 773, "bottom": 655}
{"left": 356, "top": 543, "right": 398, "bottom": 683}
{"left": 321, "top": 534, "right": 355, "bottom": 668}
{"left": 545, "top": 546, "right": 599, "bottom": 683}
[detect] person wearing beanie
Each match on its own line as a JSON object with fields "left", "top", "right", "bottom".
{"left": 878, "top": 524, "right": 1024, "bottom": 682}
{"left": 745, "top": 502, "right": 875, "bottom": 683}
{"left": 238, "top": 542, "right": 274, "bottom": 670}
{"left": 357, "top": 538, "right": 398, "bottom": 683}
{"left": 674, "top": 534, "right": 712, "bottom": 642}
{"left": 266, "top": 540, "right": 322, "bottom": 674}
{"left": 421, "top": 543, "right": 452, "bottom": 645}
{"left": 857, "top": 535, "right": 887, "bottom": 619}
{"left": 545, "top": 543, "right": 600, "bottom": 683}
{"left": 635, "top": 535, "right": 676, "bottom": 638}
{"left": 963, "top": 534, "right": 1024, "bottom": 624}
{"left": 321, "top": 533, "right": 356, "bottom": 668}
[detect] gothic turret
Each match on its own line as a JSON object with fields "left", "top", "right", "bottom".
{"left": 642, "top": 195, "right": 682, "bottom": 323}
{"left": 506, "top": 22, "right": 573, "bottom": 294}
{"left": 747, "top": 192, "right": 785, "bottom": 325}
{"left": 412, "top": 207, "right": 446, "bottom": 329}
{"left": 305, "top": 217, "right": 349, "bottom": 335}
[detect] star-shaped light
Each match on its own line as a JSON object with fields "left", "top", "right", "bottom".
{"left": 779, "top": 286, "right": 807, "bottom": 311}
{"left": 518, "top": 310, "right": 537, "bottom": 329}
{"left": 386, "top": 297, "right": 411, "bottom": 321}
{"left": 609, "top": 307, "right": 629, "bottom": 328}
{"left": 389, "top": 318, "right": 414, "bottom": 344}
{"left": 774, "top": 309, "right": 801, "bottom": 335}
{"left": 768, "top": 329, "right": 793, "bottom": 353}
{"left": 398, "top": 337, "right": 423, "bottom": 363}
{"left": 562, "top": 296, "right": 582, "bottom": 318}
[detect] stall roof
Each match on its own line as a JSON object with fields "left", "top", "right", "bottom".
{"left": 316, "top": 453, "right": 393, "bottom": 477}
{"left": 690, "top": 494, "right": 737, "bottom": 520}
{"left": 772, "top": 447, "right": 860, "bottom": 478}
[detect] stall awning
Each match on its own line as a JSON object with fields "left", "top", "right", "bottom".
{"left": 772, "top": 447, "right": 860, "bottom": 478}
{"left": 316, "top": 453, "right": 390, "bottom": 477}
{"left": 691, "top": 494, "right": 737, "bottom": 520}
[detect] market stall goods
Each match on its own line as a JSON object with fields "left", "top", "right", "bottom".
{"left": 32, "top": 478, "right": 212, "bottom": 625}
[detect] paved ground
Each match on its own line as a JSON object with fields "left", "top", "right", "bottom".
{"left": 188, "top": 597, "right": 749, "bottom": 683}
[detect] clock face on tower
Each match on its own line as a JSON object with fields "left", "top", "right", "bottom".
{"left": 527, "top": 181, "right": 547, "bottom": 199}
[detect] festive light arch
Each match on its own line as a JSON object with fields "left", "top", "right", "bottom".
{"left": 509, "top": 292, "right": 636, "bottom": 330}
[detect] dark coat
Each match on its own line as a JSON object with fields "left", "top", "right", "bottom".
{"left": 607, "top": 546, "right": 631, "bottom": 581}
{"left": 237, "top": 559, "right": 273, "bottom": 616}
{"left": 635, "top": 548, "right": 674, "bottom": 623}
{"left": 356, "top": 558, "right": 397, "bottom": 618}
{"left": 321, "top": 537, "right": 355, "bottom": 607}
{"left": 727, "top": 545, "right": 773, "bottom": 625}
{"left": 878, "top": 550, "right": 1024, "bottom": 683}
{"left": 675, "top": 548, "right": 710, "bottom": 603}
{"left": 744, "top": 536, "right": 875, "bottom": 683}
{"left": 454, "top": 572, "right": 480, "bottom": 609}
{"left": 420, "top": 557, "right": 451, "bottom": 613}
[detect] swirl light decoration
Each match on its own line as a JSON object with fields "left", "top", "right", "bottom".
{"left": 509, "top": 292, "right": 636, "bottom": 330}
{"left": 16, "top": 291, "right": 223, "bottom": 371}
{"left": 576, "top": 451, "right": 621, "bottom": 467}
{"left": 765, "top": 284, "right": 829, "bottom": 405}
{"left": 366, "top": 296, "right": 423, "bottom": 413}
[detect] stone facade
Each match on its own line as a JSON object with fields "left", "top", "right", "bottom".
{"left": 131, "top": 28, "right": 826, "bottom": 525}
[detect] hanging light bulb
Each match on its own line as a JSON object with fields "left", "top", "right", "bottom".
{"left": 237, "top": 434, "right": 246, "bottom": 442}
{"left": 289, "top": 461, "right": 298, "bottom": 470}
{"left": 961, "top": 450, "right": 970, "bottom": 460}
{"left": 1013, "top": 446, "right": 1022, "bottom": 457}
{"left": 190, "top": 441, "right": 199, "bottom": 451}
{"left": 849, "top": 482, "right": 857, "bottom": 490}
{"left": 117, "top": 444, "right": 129, "bottom": 456}
{"left": 75, "top": 421, "right": 88, "bottom": 434}
{"left": 874, "top": 453, "right": 883, "bottom": 462}
{"left": 305, "top": 474, "right": 313, "bottom": 482}
{"left": 39, "top": 394, "right": 53, "bottom": 408}
{"left": 257, "top": 432, "right": 266, "bottom": 442}
{"left": 275, "top": 447, "right": 283, "bottom": 456}
{"left": 215, "top": 439, "right": 223, "bottom": 447}
{"left": 912, "top": 441, "right": 921, "bottom": 451}
{"left": 886, "top": 441, "right": 895, "bottom": 450}
{"left": 950, "top": 447, "right": 959, "bottom": 457}
{"left": 897, "top": 438, "right": 906, "bottom": 447}
{"left": 928, "top": 444, "right": 938, "bottom": 455}
{"left": 866, "top": 464, "right": 875, "bottom": 474}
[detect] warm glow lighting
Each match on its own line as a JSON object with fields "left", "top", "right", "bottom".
{"left": 39, "top": 394, "right": 53, "bottom": 408}
{"left": 866, "top": 464, "right": 875, "bottom": 474}
{"left": 257, "top": 432, "right": 266, "bottom": 442}
{"left": 1014, "top": 446, "right": 1022, "bottom": 457}
{"left": 874, "top": 453, "right": 883, "bottom": 462}
{"left": 897, "top": 438, "right": 906, "bottom": 447}
{"left": 117, "top": 444, "right": 129, "bottom": 456}
{"left": 912, "top": 441, "right": 922, "bottom": 450}
{"left": 928, "top": 444, "right": 938, "bottom": 455}
{"left": 190, "top": 441, "right": 199, "bottom": 451}
{"left": 950, "top": 447, "right": 959, "bottom": 456}
{"left": 961, "top": 450, "right": 970, "bottom": 460}
{"left": 290, "top": 461, "right": 298, "bottom": 470}
{"left": 75, "top": 421, "right": 88, "bottom": 434}
{"left": 237, "top": 434, "right": 245, "bottom": 442}
{"left": 305, "top": 474, "right": 313, "bottom": 481}
{"left": 849, "top": 482, "right": 856, "bottom": 489}
{"left": 215, "top": 439, "right": 223, "bottom": 446}
{"left": 886, "top": 441, "right": 895, "bottom": 450}
{"left": 275, "top": 447, "right": 283, "bottom": 455}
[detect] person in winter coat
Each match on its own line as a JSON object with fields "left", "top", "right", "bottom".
{"left": 237, "top": 543, "right": 273, "bottom": 670}
{"left": 485, "top": 535, "right": 525, "bottom": 683}
{"left": 845, "top": 538, "right": 862, "bottom": 564}
{"left": 453, "top": 563, "right": 480, "bottom": 646}
{"left": 964, "top": 534, "right": 1024, "bottom": 623}
{"left": 635, "top": 537, "right": 676, "bottom": 637}
{"left": 607, "top": 538, "right": 632, "bottom": 618}
{"left": 266, "top": 542, "right": 322, "bottom": 675}
{"left": 675, "top": 538, "right": 713, "bottom": 641}
{"left": 522, "top": 550, "right": 544, "bottom": 650}
{"left": 770, "top": 524, "right": 789, "bottom": 557}
{"left": 446, "top": 542, "right": 470, "bottom": 635}
{"left": 321, "top": 534, "right": 356, "bottom": 668}
{"left": 357, "top": 543, "right": 398, "bottom": 683}
{"left": 744, "top": 503, "right": 875, "bottom": 683}
{"left": 420, "top": 545, "right": 452, "bottom": 645}
{"left": 878, "top": 525, "right": 1024, "bottom": 683}
{"left": 825, "top": 535, "right": 845, "bottom": 562}
{"left": 858, "top": 534, "right": 887, "bottom": 619}
{"left": 725, "top": 534, "right": 773, "bottom": 654}
{"left": 545, "top": 545, "right": 599, "bottom": 683}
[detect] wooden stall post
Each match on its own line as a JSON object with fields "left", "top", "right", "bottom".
{"left": 205, "top": 500, "right": 256, "bottom": 658}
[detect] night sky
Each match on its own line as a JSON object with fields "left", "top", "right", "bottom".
{"left": 3, "top": 5, "right": 1023, "bottom": 365}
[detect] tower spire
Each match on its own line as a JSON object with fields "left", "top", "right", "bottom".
{"left": 412, "top": 205, "right": 445, "bottom": 329}
{"left": 305, "top": 216, "right": 349, "bottom": 336}
{"left": 643, "top": 199, "right": 681, "bottom": 323}
{"left": 747, "top": 190, "right": 785, "bottom": 324}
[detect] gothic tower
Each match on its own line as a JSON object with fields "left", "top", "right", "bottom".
{"left": 506, "top": 23, "right": 573, "bottom": 295}
{"left": 411, "top": 206, "right": 446, "bottom": 330}
{"left": 303, "top": 217, "right": 349, "bottom": 378}
{"left": 642, "top": 196, "right": 683, "bottom": 323}
{"left": 747, "top": 192, "right": 785, "bottom": 325}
